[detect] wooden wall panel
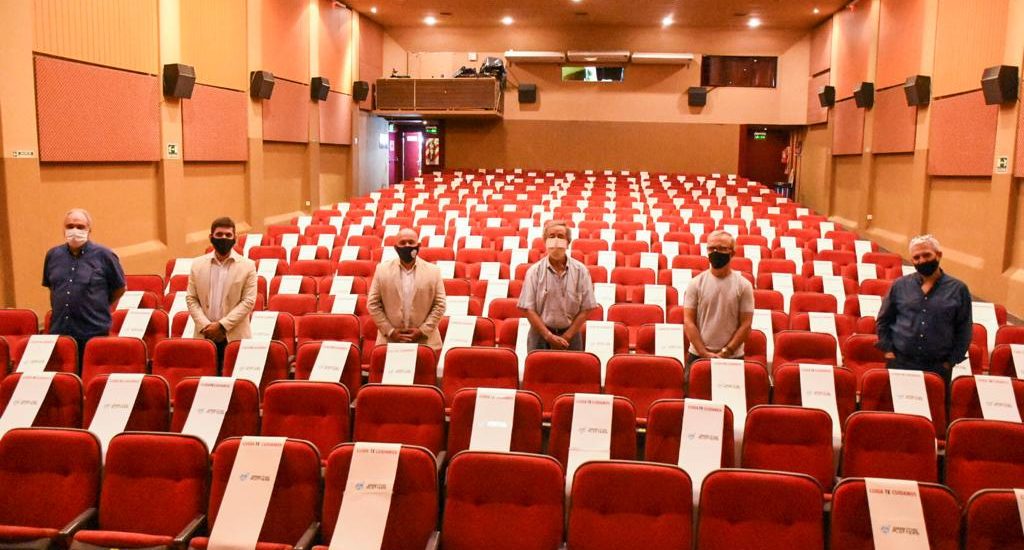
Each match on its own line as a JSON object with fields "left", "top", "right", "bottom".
{"left": 809, "top": 19, "right": 833, "bottom": 76}
{"left": 318, "top": 0, "right": 353, "bottom": 91}
{"left": 926, "top": 176, "right": 996, "bottom": 270}
{"left": 932, "top": 0, "right": 1009, "bottom": 98}
{"left": 261, "top": 0, "right": 309, "bottom": 83}
{"left": 34, "top": 56, "right": 160, "bottom": 162}
{"left": 1013, "top": 180, "right": 1024, "bottom": 269}
{"left": 1016, "top": 106, "right": 1024, "bottom": 177}
{"left": 33, "top": 0, "right": 158, "bottom": 74}
{"left": 869, "top": 153, "right": 915, "bottom": 245}
{"left": 262, "top": 79, "right": 310, "bottom": 143}
{"left": 320, "top": 145, "right": 351, "bottom": 205}
{"left": 808, "top": 72, "right": 830, "bottom": 124}
{"left": 876, "top": 0, "right": 926, "bottom": 89}
{"left": 832, "top": 1, "right": 874, "bottom": 100}
{"left": 831, "top": 98, "right": 864, "bottom": 156}
{"left": 832, "top": 156, "right": 863, "bottom": 223}
{"left": 797, "top": 124, "right": 832, "bottom": 213}
{"left": 928, "top": 90, "right": 998, "bottom": 176}
{"left": 180, "top": 0, "right": 248, "bottom": 90}
{"left": 358, "top": 16, "right": 383, "bottom": 109}
{"left": 263, "top": 142, "right": 307, "bottom": 219}
{"left": 182, "top": 163, "right": 248, "bottom": 240}
{"left": 182, "top": 85, "right": 248, "bottom": 161}
{"left": 872, "top": 86, "right": 917, "bottom": 154}
{"left": 320, "top": 91, "right": 353, "bottom": 145}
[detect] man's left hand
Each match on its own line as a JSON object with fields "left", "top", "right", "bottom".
{"left": 202, "top": 322, "right": 226, "bottom": 342}
{"left": 404, "top": 328, "right": 423, "bottom": 342}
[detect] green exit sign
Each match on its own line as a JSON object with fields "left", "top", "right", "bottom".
{"left": 753, "top": 131, "right": 767, "bottom": 140}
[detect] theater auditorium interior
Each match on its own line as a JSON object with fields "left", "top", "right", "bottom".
{"left": 1, "top": 0, "right": 1024, "bottom": 548}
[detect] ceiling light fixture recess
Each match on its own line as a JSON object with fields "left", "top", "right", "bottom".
{"left": 424, "top": 15, "right": 437, "bottom": 25}
{"left": 748, "top": 17, "right": 762, "bottom": 28}
{"left": 661, "top": 15, "right": 673, "bottom": 27}
{"left": 501, "top": 16, "right": 514, "bottom": 25}
{"left": 370, "top": 6, "right": 377, "bottom": 13}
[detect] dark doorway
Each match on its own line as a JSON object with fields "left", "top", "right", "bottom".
{"left": 738, "top": 125, "right": 792, "bottom": 187}
{"left": 387, "top": 120, "right": 445, "bottom": 186}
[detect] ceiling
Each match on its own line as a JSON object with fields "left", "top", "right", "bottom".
{"left": 348, "top": 0, "right": 849, "bottom": 29}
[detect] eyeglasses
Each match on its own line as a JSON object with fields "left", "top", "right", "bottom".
{"left": 707, "top": 246, "right": 734, "bottom": 254}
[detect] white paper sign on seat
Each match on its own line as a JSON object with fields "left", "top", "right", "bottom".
{"left": 329, "top": 442, "right": 403, "bottom": 550}
{"left": 482, "top": 279, "right": 510, "bottom": 317}
{"left": 250, "top": 311, "right": 278, "bottom": 342}
{"left": 798, "top": 363, "right": 842, "bottom": 449}
{"left": 566, "top": 393, "right": 613, "bottom": 491}
{"left": 382, "top": 343, "right": 418, "bottom": 385}
{"left": 445, "top": 296, "right": 470, "bottom": 317}
{"left": 515, "top": 318, "right": 531, "bottom": 382}
{"left": 118, "top": 309, "right": 154, "bottom": 339}
{"left": 677, "top": 399, "right": 725, "bottom": 505}
{"left": 15, "top": 335, "right": 59, "bottom": 374}
{"left": 437, "top": 316, "right": 477, "bottom": 378}
{"left": 88, "top": 373, "right": 145, "bottom": 456}
{"left": 751, "top": 309, "right": 775, "bottom": 367}
{"left": 232, "top": 340, "right": 271, "bottom": 386}
{"left": 330, "top": 276, "right": 355, "bottom": 296}
{"left": 207, "top": 437, "right": 287, "bottom": 550}
{"left": 585, "top": 320, "right": 616, "bottom": 385}
{"left": 808, "top": 312, "right": 843, "bottom": 365}
{"left": 115, "top": 290, "right": 144, "bottom": 310}
{"left": 181, "top": 376, "right": 235, "bottom": 452}
{"left": 309, "top": 341, "right": 353, "bottom": 383}
{"left": 865, "top": 478, "right": 930, "bottom": 550}
{"left": 644, "top": 284, "right": 668, "bottom": 322}
{"left": 821, "top": 275, "right": 847, "bottom": 309}
{"left": 771, "top": 273, "right": 794, "bottom": 313}
{"left": 331, "top": 294, "right": 358, "bottom": 315}
{"left": 469, "top": 388, "right": 517, "bottom": 452}
{"left": 710, "top": 358, "right": 747, "bottom": 464}
{"left": 278, "top": 275, "right": 303, "bottom": 295}
{"left": 858, "top": 295, "right": 882, "bottom": 319}
{"left": 0, "top": 372, "right": 56, "bottom": 438}
{"left": 888, "top": 370, "right": 932, "bottom": 420}
{"left": 973, "top": 302, "right": 999, "bottom": 353}
{"left": 975, "top": 375, "right": 1022, "bottom": 422}
{"left": 593, "top": 283, "right": 616, "bottom": 321}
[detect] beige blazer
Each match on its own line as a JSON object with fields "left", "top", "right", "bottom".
{"left": 185, "top": 251, "right": 258, "bottom": 341}
{"left": 367, "top": 257, "right": 447, "bottom": 350}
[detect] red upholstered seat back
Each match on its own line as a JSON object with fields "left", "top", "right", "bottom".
{"left": 944, "top": 418, "right": 1024, "bottom": 503}
{"left": 0, "top": 372, "right": 83, "bottom": 428}
{"left": 829, "top": 479, "right": 961, "bottom": 550}
{"left": 171, "top": 378, "right": 260, "bottom": 450}
{"left": 261, "top": 381, "right": 351, "bottom": 458}
{"left": 354, "top": 384, "right": 446, "bottom": 456}
{"left": 447, "top": 388, "right": 544, "bottom": 458}
{"left": 547, "top": 394, "right": 638, "bottom": 469}
{"left": 83, "top": 374, "right": 170, "bottom": 432}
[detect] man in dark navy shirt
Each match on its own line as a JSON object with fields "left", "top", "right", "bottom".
{"left": 42, "top": 209, "right": 126, "bottom": 360}
{"left": 876, "top": 234, "right": 972, "bottom": 383}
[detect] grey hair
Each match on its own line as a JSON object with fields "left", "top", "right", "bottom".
{"left": 543, "top": 219, "right": 572, "bottom": 242}
{"left": 706, "top": 229, "right": 735, "bottom": 247}
{"left": 909, "top": 234, "right": 941, "bottom": 253}
{"left": 64, "top": 208, "right": 93, "bottom": 230}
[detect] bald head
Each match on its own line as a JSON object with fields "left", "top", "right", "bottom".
{"left": 63, "top": 208, "right": 92, "bottom": 232}
{"left": 396, "top": 228, "right": 419, "bottom": 246}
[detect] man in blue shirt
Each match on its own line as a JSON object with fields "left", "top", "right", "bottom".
{"left": 876, "top": 234, "right": 972, "bottom": 383}
{"left": 42, "top": 208, "right": 126, "bottom": 361}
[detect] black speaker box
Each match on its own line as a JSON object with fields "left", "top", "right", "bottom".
{"left": 163, "top": 63, "right": 195, "bottom": 99}
{"left": 311, "top": 76, "right": 330, "bottom": 101}
{"left": 981, "top": 65, "right": 1019, "bottom": 105}
{"left": 518, "top": 83, "right": 537, "bottom": 104}
{"left": 903, "top": 75, "right": 931, "bottom": 106}
{"left": 250, "top": 71, "right": 275, "bottom": 100}
{"left": 353, "top": 81, "right": 370, "bottom": 102}
{"left": 853, "top": 82, "right": 874, "bottom": 108}
{"left": 687, "top": 87, "right": 707, "bottom": 107}
{"left": 818, "top": 85, "right": 836, "bottom": 107}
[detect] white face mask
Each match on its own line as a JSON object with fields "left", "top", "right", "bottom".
{"left": 545, "top": 237, "right": 568, "bottom": 251}
{"left": 65, "top": 228, "right": 89, "bottom": 247}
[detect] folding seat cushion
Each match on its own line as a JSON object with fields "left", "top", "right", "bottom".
{"left": 447, "top": 389, "right": 544, "bottom": 458}
{"left": 293, "top": 341, "right": 362, "bottom": 395}
{"left": 83, "top": 374, "right": 170, "bottom": 433}
{"left": 171, "top": 378, "right": 260, "bottom": 450}
{"left": 440, "top": 347, "right": 519, "bottom": 406}
{"left": 109, "top": 309, "right": 169, "bottom": 354}
{"left": 261, "top": 381, "right": 351, "bottom": 460}
{"left": 547, "top": 394, "right": 638, "bottom": 469}
{"left": 81, "top": 336, "right": 148, "bottom": 388}
{"left": 740, "top": 405, "right": 835, "bottom": 491}
{"left": 354, "top": 384, "right": 446, "bottom": 458}
{"left": 696, "top": 469, "right": 824, "bottom": 550}
{"left": 0, "top": 428, "right": 101, "bottom": 547}
{"left": 295, "top": 313, "right": 361, "bottom": 348}
{"left": 770, "top": 364, "right": 857, "bottom": 428}
{"left": 949, "top": 376, "right": 1024, "bottom": 422}
{"left": 839, "top": 411, "right": 937, "bottom": 482}
{"left": 568, "top": 461, "right": 692, "bottom": 550}
{"left": 9, "top": 335, "right": 79, "bottom": 374}
{"left": 859, "top": 368, "right": 947, "bottom": 440}
{"left": 316, "top": 444, "right": 438, "bottom": 550}
{"left": 367, "top": 344, "right": 438, "bottom": 386}
{"left": 944, "top": 418, "right": 1024, "bottom": 503}
{"left": 221, "top": 340, "right": 290, "bottom": 395}
{"left": 964, "top": 489, "right": 1024, "bottom": 549}
{"left": 72, "top": 433, "right": 209, "bottom": 549}
{"left": 522, "top": 351, "right": 602, "bottom": 415}
{"left": 442, "top": 451, "right": 564, "bottom": 550}
{"left": 687, "top": 359, "right": 771, "bottom": 409}
{"left": 151, "top": 339, "right": 218, "bottom": 397}
{"left": 604, "top": 354, "right": 684, "bottom": 422}
{"left": 188, "top": 438, "right": 321, "bottom": 550}
{"left": 829, "top": 479, "right": 961, "bottom": 550}
{"left": 0, "top": 372, "right": 83, "bottom": 429}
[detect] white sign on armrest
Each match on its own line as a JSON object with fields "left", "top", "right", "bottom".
{"left": 751, "top": 309, "right": 775, "bottom": 367}
{"left": 330, "top": 442, "right": 402, "bottom": 550}
{"left": 88, "top": 373, "right": 144, "bottom": 456}
{"left": 865, "top": 478, "right": 929, "bottom": 550}
{"left": 593, "top": 283, "right": 617, "bottom": 321}
{"left": 309, "top": 341, "right": 353, "bottom": 383}
{"left": 975, "top": 375, "right": 1022, "bottom": 422}
{"left": 181, "top": 376, "right": 234, "bottom": 451}
{"left": 278, "top": 275, "right": 303, "bottom": 295}
{"left": 585, "top": 321, "right": 616, "bottom": 385}
{"left": 232, "top": 340, "right": 271, "bottom": 386}
{"left": 973, "top": 302, "right": 999, "bottom": 353}
{"left": 0, "top": 372, "right": 56, "bottom": 438}
{"left": 678, "top": 399, "right": 725, "bottom": 505}
{"left": 808, "top": 312, "right": 843, "bottom": 365}
{"left": 207, "top": 437, "right": 287, "bottom": 550}
{"left": 382, "top": 343, "right": 418, "bottom": 385}
{"left": 118, "top": 309, "right": 154, "bottom": 339}
{"left": 469, "top": 388, "right": 517, "bottom": 452}
{"left": 654, "top": 323, "right": 686, "bottom": 367}
{"left": 515, "top": 318, "right": 531, "bottom": 383}
{"left": 888, "top": 370, "right": 931, "bottom": 420}
{"left": 858, "top": 295, "right": 882, "bottom": 319}
{"left": 798, "top": 364, "right": 842, "bottom": 445}
{"left": 15, "top": 335, "right": 59, "bottom": 374}
{"left": 250, "top": 311, "right": 278, "bottom": 342}
{"left": 566, "top": 394, "right": 613, "bottom": 490}
{"left": 437, "top": 316, "right": 477, "bottom": 377}
{"left": 116, "top": 290, "right": 144, "bottom": 310}
{"left": 482, "top": 279, "right": 510, "bottom": 317}
{"left": 330, "top": 276, "right": 355, "bottom": 296}
{"left": 644, "top": 285, "right": 667, "bottom": 322}
{"left": 771, "top": 273, "right": 794, "bottom": 313}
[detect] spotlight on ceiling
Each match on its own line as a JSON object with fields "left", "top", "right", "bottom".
{"left": 424, "top": 15, "right": 437, "bottom": 25}
{"left": 748, "top": 17, "right": 762, "bottom": 28}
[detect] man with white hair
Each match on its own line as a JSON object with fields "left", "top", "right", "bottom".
{"left": 683, "top": 229, "right": 754, "bottom": 369}
{"left": 42, "top": 208, "right": 126, "bottom": 359}
{"left": 876, "top": 234, "right": 973, "bottom": 382}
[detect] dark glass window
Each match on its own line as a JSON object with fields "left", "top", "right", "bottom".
{"left": 700, "top": 56, "right": 777, "bottom": 88}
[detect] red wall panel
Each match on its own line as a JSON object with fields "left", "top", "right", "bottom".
{"left": 320, "top": 91, "right": 352, "bottom": 145}
{"left": 928, "top": 90, "right": 998, "bottom": 176}
{"left": 263, "top": 78, "right": 310, "bottom": 143}
{"left": 182, "top": 84, "right": 247, "bottom": 161}
{"left": 832, "top": 98, "right": 864, "bottom": 156}
{"left": 872, "top": 86, "right": 917, "bottom": 154}
{"left": 34, "top": 55, "right": 160, "bottom": 162}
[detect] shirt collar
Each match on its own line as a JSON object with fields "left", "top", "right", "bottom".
{"left": 212, "top": 251, "right": 239, "bottom": 266}
{"left": 65, "top": 241, "right": 91, "bottom": 256}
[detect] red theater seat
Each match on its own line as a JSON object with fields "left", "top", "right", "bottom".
{"left": 171, "top": 378, "right": 260, "bottom": 450}
{"left": 604, "top": 354, "right": 684, "bottom": 423}
{"left": 644, "top": 399, "right": 735, "bottom": 466}
{"left": 829, "top": 478, "right": 960, "bottom": 550}
{"left": 81, "top": 336, "right": 148, "bottom": 388}
{"left": 83, "top": 374, "right": 170, "bottom": 432}
{"left": 547, "top": 394, "right": 637, "bottom": 469}
{"left": 0, "top": 372, "right": 83, "bottom": 429}
{"left": 354, "top": 384, "right": 446, "bottom": 458}
{"left": 965, "top": 489, "right": 1024, "bottom": 549}
{"left": 440, "top": 347, "right": 519, "bottom": 406}
{"left": 367, "top": 344, "right": 438, "bottom": 386}
{"left": 446, "top": 388, "right": 544, "bottom": 458}
{"left": 261, "top": 380, "right": 351, "bottom": 460}
{"left": 151, "top": 339, "right": 218, "bottom": 398}
{"left": 9, "top": 335, "right": 79, "bottom": 374}
{"left": 522, "top": 351, "right": 602, "bottom": 416}
{"left": 858, "top": 368, "right": 947, "bottom": 441}
{"left": 839, "top": 411, "right": 937, "bottom": 482}
{"left": 944, "top": 418, "right": 1024, "bottom": 503}
{"left": 740, "top": 405, "right": 835, "bottom": 492}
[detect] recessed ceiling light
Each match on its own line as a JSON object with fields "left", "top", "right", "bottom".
{"left": 661, "top": 15, "right": 673, "bottom": 27}
{"left": 748, "top": 17, "right": 762, "bottom": 28}
{"left": 370, "top": 6, "right": 377, "bottom": 13}
{"left": 501, "top": 16, "right": 514, "bottom": 25}
{"left": 424, "top": 15, "right": 437, "bottom": 25}
{"left": 813, "top": 7, "right": 820, "bottom": 14}
{"left": 572, "top": 0, "right": 582, "bottom": 3}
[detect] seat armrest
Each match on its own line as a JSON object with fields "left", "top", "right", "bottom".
{"left": 424, "top": 531, "right": 440, "bottom": 550}
{"left": 173, "top": 514, "right": 206, "bottom": 550}
{"left": 293, "top": 521, "right": 320, "bottom": 550}
{"left": 59, "top": 508, "right": 97, "bottom": 540}
{"left": 435, "top": 451, "right": 447, "bottom": 473}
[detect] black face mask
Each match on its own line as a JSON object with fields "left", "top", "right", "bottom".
{"left": 914, "top": 259, "right": 940, "bottom": 277}
{"left": 211, "top": 237, "right": 235, "bottom": 256}
{"left": 395, "top": 245, "right": 419, "bottom": 264}
{"left": 708, "top": 251, "right": 732, "bottom": 269}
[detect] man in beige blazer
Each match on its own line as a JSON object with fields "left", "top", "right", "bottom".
{"left": 367, "top": 228, "right": 447, "bottom": 351}
{"left": 186, "top": 217, "right": 258, "bottom": 357}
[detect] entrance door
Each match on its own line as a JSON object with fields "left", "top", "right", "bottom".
{"left": 402, "top": 132, "right": 422, "bottom": 181}
{"left": 738, "top": 126, "right": 790, "bottom": 185}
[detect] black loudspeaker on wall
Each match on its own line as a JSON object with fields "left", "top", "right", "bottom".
{"left": 311, "top": 77, "right": 330, "bottom": 101}
{"left": 903, "top": 75, "right": 931, "bottom": 106}
{"left": 353, "top": 81, "right": 370, "bottom": 102}
{"left": 687, "top": 87, "right": 707, "bottom": 107}
{"left": 981, "top": 65, "right": 1019, "bottom": 105}
{"left": 163, "top": 64, "right": 195, "bottom": 99}
{"left": 250, "top": 71, "right": 275, "bottom": 100}
{"left": 518, "top": 83, "right": 537, "bottom": 104}
{"left": 818, "top": 85, "right": 836, "bottom": 108}
{"left": 853, "top": 82, "right": 874, "bottom": 109}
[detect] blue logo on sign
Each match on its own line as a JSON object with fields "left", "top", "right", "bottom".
{"left": 880, "top": 525, "right": 891, "bottom": 535}
{"left": 239, "top": 472, "right": 250, "bottom": 482}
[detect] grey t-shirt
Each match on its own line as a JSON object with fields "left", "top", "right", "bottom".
{"left": 683, "top": 270, "right": 755, "bottom": 357}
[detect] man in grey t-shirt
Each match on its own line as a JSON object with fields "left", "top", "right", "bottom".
{"left": 683, "top": 230, "right": 755, "bottom": 368}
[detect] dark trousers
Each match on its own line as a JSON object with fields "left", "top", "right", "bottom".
{"left": 887, "top": 354, "right": 951, "bottom": 385}
{"left": 72, "top": 334, "right": 105, "bottom": 369}
{"left": 526, "top": 327, "right": 584, "bottom": 352}
{"left": 215, "top": 339, "right": 228, "bottom": 372}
